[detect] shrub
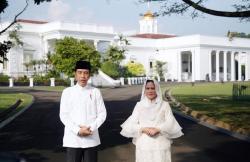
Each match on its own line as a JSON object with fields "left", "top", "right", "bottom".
{"left": 0, "top": 74, "right": 9, "bottom": 82}
{"left": 126, "top": 62, "right": 145, "bottom": 77}
{"left": 101, "top": 61, "right": 120, "bottom": 79}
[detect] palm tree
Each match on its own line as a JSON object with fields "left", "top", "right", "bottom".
{"left": 37, "top": 60, "right": 42, "bottom": 73}
{"left": 30, "top": 60, "right": 37, "bottom": 74}
{"left": 23, "top": 62, "right": 30, "bottom": 75}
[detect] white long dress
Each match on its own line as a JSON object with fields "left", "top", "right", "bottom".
{"left": 121, "top": 99, "right": 183, "bottom": 162}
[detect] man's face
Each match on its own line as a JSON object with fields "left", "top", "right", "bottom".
{"left": 75, "top": 69, "right": 90, "bottom": 87}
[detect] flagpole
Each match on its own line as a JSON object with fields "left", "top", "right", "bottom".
{"left": 147, "top": 0, "right": 150, "bottom": 10}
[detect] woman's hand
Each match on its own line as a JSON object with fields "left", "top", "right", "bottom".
{"left": 148, "top": 128, "right": 160, "bottom": 136}
{"left": 141, "top": 127, "right": 160, "bottom": 137}
{"left": 141, "top": 127, "right": 151, "bottom": 135}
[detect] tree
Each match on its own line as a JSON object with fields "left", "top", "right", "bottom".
{"left": 126, "top": 61, "right": 145, "bottom": 76}
{"left": 227, "top": 31, "right": 250, "bottom": 40}
{"left": 104, "top": 46, "right": 125, "bottom": 64}
{"left": 23, "top": 62, "right": 30, "bottom": 75}
{"left": 0, "top": 41, "right": 12, "bottom": 64}
{"left": 101, "top": 61, "right": 120, "bottom": 79}
{"left": 8, "top": 24, "right": 23, "bottom": 46}
{"left": 31, "top": 60, "right": 37, "bottom": 73}
{"left": 154, "top": 60, "right": 167, "bottom": 80}
{"left": 0, "top": 0, "right": 51, "bottom": 64}
{"left": 141, "top": 0, "right": 250, "bottom": 20}
{"left": 51, "top": 37, "right": 101, "bottom": 77}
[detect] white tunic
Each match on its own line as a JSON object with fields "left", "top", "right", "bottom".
{"left": 60, "top": 84, "right": 107, "bottom": 148}
{"left": 121, "top": 100, "right": 183, "bottom": 162}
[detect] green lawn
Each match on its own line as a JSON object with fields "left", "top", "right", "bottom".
{"left": 0, "top": 93, "right": 33, "bottom": 113}
{"left": 33, "top": 86, "right": 66, "bottom": 92}
{"left": 162, "top": 82, "right": 250, "bottom": 132}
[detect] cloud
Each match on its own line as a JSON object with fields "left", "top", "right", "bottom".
{"left": 70, "top": 6, "right": 94, "bottom": 23}
{"left": 47, "top": 0, "right": 94, "bottom": 23}
{"left": 48, "top": 0, "right": 71, "bottom": 21}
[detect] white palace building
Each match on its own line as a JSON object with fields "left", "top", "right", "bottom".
{"left": 0, "top": 10, "right": 250, "bottom": 82}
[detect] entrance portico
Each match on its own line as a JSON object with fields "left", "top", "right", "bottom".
{"left": 209, "top": 50, "right": 248, "bottom": 82}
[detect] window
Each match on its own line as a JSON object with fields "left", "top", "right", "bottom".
{"left": 130, "top": 55, "right": 136, "bottom": 62}
{"left": 150, "top": 61, "right": 153, "bottom": 68}
{"left": 23, "top": 50, "right": 34, "bottom": 63}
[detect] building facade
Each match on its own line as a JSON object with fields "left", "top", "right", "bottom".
{"left": 0, "top": 11, "right": 250, "bottom": 82}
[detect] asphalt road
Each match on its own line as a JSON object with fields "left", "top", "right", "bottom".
{"left": 0, "top": 86, "right": 249, "bottom": 162}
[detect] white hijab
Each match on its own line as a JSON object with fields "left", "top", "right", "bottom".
{"left": 138, "top": 79, "right": 163, "bottom": 121}
{"left": 121, "top": 79, "right": 183, "bottom": 140}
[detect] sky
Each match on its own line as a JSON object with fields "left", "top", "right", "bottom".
{"left": 1, "top": 0, "right": 250, "bottom": 36}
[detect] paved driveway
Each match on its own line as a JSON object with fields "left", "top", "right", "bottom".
{"left": 0, "top": 86, "right": 249, "bottom": 162}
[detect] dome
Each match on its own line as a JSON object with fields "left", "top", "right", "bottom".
{"left": 143, "top": 10, "right": 154, "bottom": 20}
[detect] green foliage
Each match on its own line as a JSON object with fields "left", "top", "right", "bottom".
{"left": 0, "top": 0, "right": 51, "bottom": 13}
{"left": 155, "top": 60, "right": 167, "bottom": 80}
{"left": 168, "top": 83, "right": 250, "bottom": 131}
{"left": 16, "top": 76, "right": 29, "bottom": 82}
{"left": 126, "top": 61, "right": 145, "bottom": 77}
{"left": 0, "top": 74, "right": 9, "bottom": 82}
{"left": 0, "top": 0, "right": 8, "bottom": 14}
{"left": 118, "top": 66, "right": 131, "bottom": 77}
{"left": 51, "top": 37, "right": 101, "bottom": 77}
{"left": 104, "top": 46, "right": 125, "bottom": 64}
{"left": 46, "top": 69, "right": 60, "bottom": 79}
{"left": 9, "top": 24, "right": 23, "bottom": 46}
{"left": 101, "top": 61, "right": 120, "bottom": 79}
{"left": 227, "top": 31, "right": 250, "bottom": 39}
{"left": 33, "top": 75, "right": 47, "bottom": 83}
{"left": 34, "top": 0, "right": 52, "bottom": 5}
{"left": 0, "top": 41, "right": 12, "bottom": 64}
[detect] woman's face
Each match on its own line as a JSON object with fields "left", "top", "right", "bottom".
{"left": 145, "top": 81, "right": 157, "bottom": 100}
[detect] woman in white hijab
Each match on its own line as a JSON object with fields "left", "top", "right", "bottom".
{"left": 120, "top": 79, "right": 183, "bottom": 162}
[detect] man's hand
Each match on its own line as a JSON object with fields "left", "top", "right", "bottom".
{"left": 78, "top": 125, "right": 93, "bottom": 137}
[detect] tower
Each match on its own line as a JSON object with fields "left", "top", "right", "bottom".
{"left": 139, "top": 10, "right": 158, "bottom": 34}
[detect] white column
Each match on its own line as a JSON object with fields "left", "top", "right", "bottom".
{"left": 29, "top": 78, "right": 33, "bottom": 87}
{"left": 157, "top": 75, "right": 160, "bottom": 82}
{"left": 177, "top": 52, "right": 182, "bottom": 82}
{"left": 231, "top": 52, "right": 235, "bottom": 81}
{"left": 44, "top": 39, "right": 49, "bottom": 54}
{"left": 245, "top": 55, "right": 249, "bottom": 80}
{"left": 238, "top": 57, "right": 242, "bottom": 81}
{"left": 94, "top": 40, "right": 99, "bottom": 50}
{"left": 9, "top": 78, "right": 13, "bottom": 87}
{"left": 70, "top": 77, "right": 75, "bottom": 86}
{"left": 216, "top": 51, "right": 220, "bottom": 81}
{"left": 188, "top": 54, "right": 191, "bottom": 73}
{"left": 245, "top": 64, "right": 248, "bottom": 81}
{"left": 50, "top": 78, "right": 55, "bottom": 87}
{"left": 120, "top": 77, "right": 124, "bottom": 86}
{"left": 223, "top": 52, "right": 227, "bottom": 81}
{"left": 128, "top": 77, "right": 131, "bottom": 85}
{"left": 134, "top": 77, "right": 137, "bottom": 85}
{"left": 208, "top": 52, "right": 212, "bottom": 81}
{"left": 191, "top": 52, "right": 195, "bottom": 82}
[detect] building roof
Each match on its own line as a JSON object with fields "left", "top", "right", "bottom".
{"left": 17, "top": 19, "right": 48, "bottom": 24}
{"left": 131, "top": 33, "right": 176, "bottom": 39}
{"left": 143, "top": 10, "right": 155, "bottom": 20}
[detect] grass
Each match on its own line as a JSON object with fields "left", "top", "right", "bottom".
{"left": 161, "top": 82, "right": 250, "bottom": 132}
{"left": 33, "top": 86, "right": 66, "bottom": 92}
{"left": 0, "top": 93, "right": 33, "bottom": 113}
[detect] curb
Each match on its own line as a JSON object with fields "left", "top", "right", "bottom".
{"left": 0, "top": 99, "right": 22, "bottom": 119}
{"left": 0, "top": 95, "right": 35, "bottom": 130}
{"left": 164, "top": 89, "right": 250, "bottom": 143}
{"left": 172, "top": 109, "right": 250, "bottom": 143}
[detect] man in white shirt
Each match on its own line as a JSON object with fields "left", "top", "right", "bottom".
{"left": 60, "top": 60, "right": 107, "bottom": 162}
